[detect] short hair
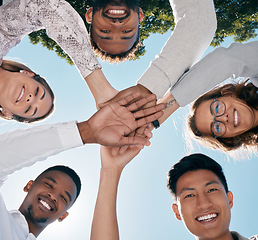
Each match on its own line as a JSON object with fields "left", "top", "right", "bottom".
{"left": 167, "top": 153, "right": 228, "bottom": 202}
{"left": 0, "top": 60, "right": 55, "bottom": 123}
{"left": 37, "top": 165, "right": 82, "bottom": 202}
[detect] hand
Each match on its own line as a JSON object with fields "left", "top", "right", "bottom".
{"left": 100, "top": 145, "right": 141, "bottom": 173}
{"left": 82, "top": 93, "right": 165, "bottom": 147}
{"left": 110, "top": 123, "right": 153, "bottom": 156}
{"left": 98, "top": 84, "right": 154, "bottom": 109}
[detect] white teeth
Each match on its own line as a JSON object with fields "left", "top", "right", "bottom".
{"left": 39, "top": 199, "right": 51, "bottom": 210}
{"left": 108, "top": 9, "right": 125, "bottom": 14}
{"left": 16, "top": 87, "right": 24, "bottom": 102}
{"left": 197, "top": 213, "right": 217, "bottom": 222}
{"left": 234, "top": 110, "right": 238, "bottom": 127}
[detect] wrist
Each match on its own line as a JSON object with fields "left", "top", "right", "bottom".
{"left": 77, "top": 120, "right": 96, "bottom": 144}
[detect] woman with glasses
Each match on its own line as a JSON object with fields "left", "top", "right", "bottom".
{"left": 188, "top": 80, "right": 257, "bottom": 151}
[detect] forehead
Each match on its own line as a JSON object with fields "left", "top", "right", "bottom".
{"left": 176, "top": 169, "right": 223, "bottom": 194}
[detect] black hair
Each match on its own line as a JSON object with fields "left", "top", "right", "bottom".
{"left": 167, "top": 153, "right": 228, "bottom": 202}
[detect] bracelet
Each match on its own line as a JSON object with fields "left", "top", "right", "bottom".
{"left": 152, "top": 120, "right": 160, "bottom": 129}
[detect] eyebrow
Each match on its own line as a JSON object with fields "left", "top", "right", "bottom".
{"left": 46, "top": 177, "right": 72, "bottom": 202}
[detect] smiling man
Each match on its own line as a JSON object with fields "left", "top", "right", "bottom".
{"left": 86, "top": 0, "right": 143, "bottom": 62}
{"left": 0, "top": 165, "right": 81, "bottom": 239}
{"left": 167, "top": 153, "right": 258, "bottom": 240}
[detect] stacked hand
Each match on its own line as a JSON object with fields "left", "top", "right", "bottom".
{"left": 77, "top": 92, "right": 164, "bottom": 149}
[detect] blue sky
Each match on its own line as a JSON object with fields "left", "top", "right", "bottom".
{"left": 1, "top": 25, "right": 258, "bottom": 239}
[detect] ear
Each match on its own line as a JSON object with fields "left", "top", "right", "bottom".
{"left": 23, "top": 180, "right": 34, "bottom": 192}
{"left": 20, "top": 69, "right": 35, "bottom": 78}
{"left": 1, "top": 109, "right": 13, "bottom": 119}
{"left": 172, "top": 204, "right": 182, "bottom": 221}
{"left": 58, "top": 212, "right": 69, "bottom": 222}
{"left": 85, "top": 7, "right": 93, "bottom": 23}
{"left": 227, "top": 191, "right": 233, "bottom": 209}
{"left": 139, "top": 8, "right": 144, "bottom": 23}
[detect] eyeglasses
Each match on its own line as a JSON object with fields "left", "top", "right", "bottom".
{"left": 210, "top": 99, "right": 227, "bottom": 138}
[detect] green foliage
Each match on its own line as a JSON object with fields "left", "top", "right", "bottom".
{"left": 28, "top": 0, "right": 258, "bottom": 64}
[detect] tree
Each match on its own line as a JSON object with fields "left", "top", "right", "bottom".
{"left": 28, "top": 0, "right": 258, "bottom": 64}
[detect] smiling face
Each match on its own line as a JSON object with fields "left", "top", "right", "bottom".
{"left": 0, "top": 70, "right": 53, "bottom": 120}
{"left": 19, "top": 170, "right": 77, "bottom": 234}
{"left": 172, "top": 170, "right": 233, "bottom": 240}
{"left": 86, "top": 0, "right": 143, "bottom": 55}
{"left": 194, "top": 95, "right": 257, "bottom": 138}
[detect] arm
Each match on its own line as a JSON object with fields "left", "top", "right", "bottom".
{"left": 0, "top": 0, "right": 116, "bottom": 104}
{"left": 137, "top": 0, "right": 217, "bottom": 99}
{"left": 171, "top": 41, "right": 258, "bottom": 107}
{"left": 0, "top": 0, "right": 100, "bottom": 77}
{"left": 90, "top": 146, "right": 141, "bottom": 240}
{"left": 0, "top": 94, "right": 164, "bottom": 180}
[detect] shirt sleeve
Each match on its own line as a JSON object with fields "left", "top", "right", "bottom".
{"left": 0, "top": 0, "right": 101, "bottom": 78}
{"left": 171, "top": 41, "right": 258, "bottom": 107}
{"left": 0, "top": 121, "right": 83, "bottom": 182}
{"left": 137, "top": 0, "right": 217, "bottom": 99}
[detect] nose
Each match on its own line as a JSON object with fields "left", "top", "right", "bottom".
{"left": 111, "top": 18, "right": 123, "bottom": 24}
{"left": 26, "top": 94, "right": 34, "bottom": 103}
{"left": 47, "top": 193, "right": 57, "bottom": 203}
{"left": 197, "top": 194, "right": 212, "bottom": 210}
{"left": 216, "top": 113, "right": 229, "bottom": 124}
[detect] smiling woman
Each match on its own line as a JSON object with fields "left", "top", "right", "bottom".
{"left": 188, "top": 80, "right": 258, "bottom": 151}
{"left": 0, "top": 60, "right": 54, "bottom": 123}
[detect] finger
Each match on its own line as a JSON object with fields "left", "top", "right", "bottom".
{"left": 111, "top": 147, "right": 120, "bottom": 156}
{"left": 126, "top": 94, "right": 157, "bottom": 112}
{"left": 133, "top": 103, "right": 165, "bottom": 119}
{"left": 117, "top": 92, "right": 141, "bottom": 106}
{"left": 136, "top": 110, "right": 164, "bottom": 128}
{"left": 119, "top": 135, "right": 150, "bottom": 147}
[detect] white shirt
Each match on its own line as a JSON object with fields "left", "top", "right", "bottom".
{"left": 137, "top": 0, "right": 217, "bottom": 99}
{"left": 0, "top": 121, "right": 83, "bottom": 239}
{"left": 0, "top": 0, "right": 101, "bottom": 79}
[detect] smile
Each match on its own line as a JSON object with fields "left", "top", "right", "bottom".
{"left": 196, "top": 213, "right": 218, "bottom": 222}
{"left": 108, "top": 9, "right": 125, "bottom": 15}
{"left": 234, "top": 109, "right": 240, "bottom": 127}
{"left": 38, "top": 197, "right": 55, "bottom": 212}
{"left": 16, "top": 86, "right": 25, "bottom": 103}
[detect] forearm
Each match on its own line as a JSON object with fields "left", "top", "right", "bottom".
{"left": 90, "top": 168, "right": 121, "bottom": 240}
{"left": 157, "top": 92, "right": 179, "bottom": 126}
{"left": 0, "top": 0, "right": 101, "bottom": 77}
{"left": 0, "top": 121, "right": 83, "bottom": 179}
{"left": 84, "top": 69, "right": 118, "bottom": 106}
{"left": 137, "top": 0, "right": 217, "bottom": 99}
{"left": 171, "top": 41, "right": 258, "bottom": 107}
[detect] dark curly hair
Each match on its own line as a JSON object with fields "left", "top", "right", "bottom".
{"left": 188, "top": 79, "right": 258, "bottom": 152}
{"left": 0, "top": 60, "right": 55, "bottom": 123}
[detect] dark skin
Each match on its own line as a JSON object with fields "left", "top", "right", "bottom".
{"left": 19, "top": 170, "right": 77, "bottom": 237}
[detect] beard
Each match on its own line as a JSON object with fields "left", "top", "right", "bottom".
{"left": 93, "top": 0, "right": 139, "bottom": 12}
{"left": 25, "top": 205, "right": 48, "bottom": 224}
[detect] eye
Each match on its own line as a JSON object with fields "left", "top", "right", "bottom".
{"left": 208, "top": 188, "right": 218, "bottom": 193}
{"left": 61, "top": 195, "right": 67, "bottom": 203}
{"left": 100, "top": 30, "right": 110, "bottom": 33}
{"left": 184, "top": 193, "right": 195, "bottom": 199}
{"left": 45, "top": 182, "right": 53, "bottom": 188}
{"left": 35, "top": 87, "right": 39, "bottom": 96}
{"left": 123, "top": 30, "right": 132, "bottom": 33}
{"left": 25, "top": 106, "right": 31, "bottom": 114}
